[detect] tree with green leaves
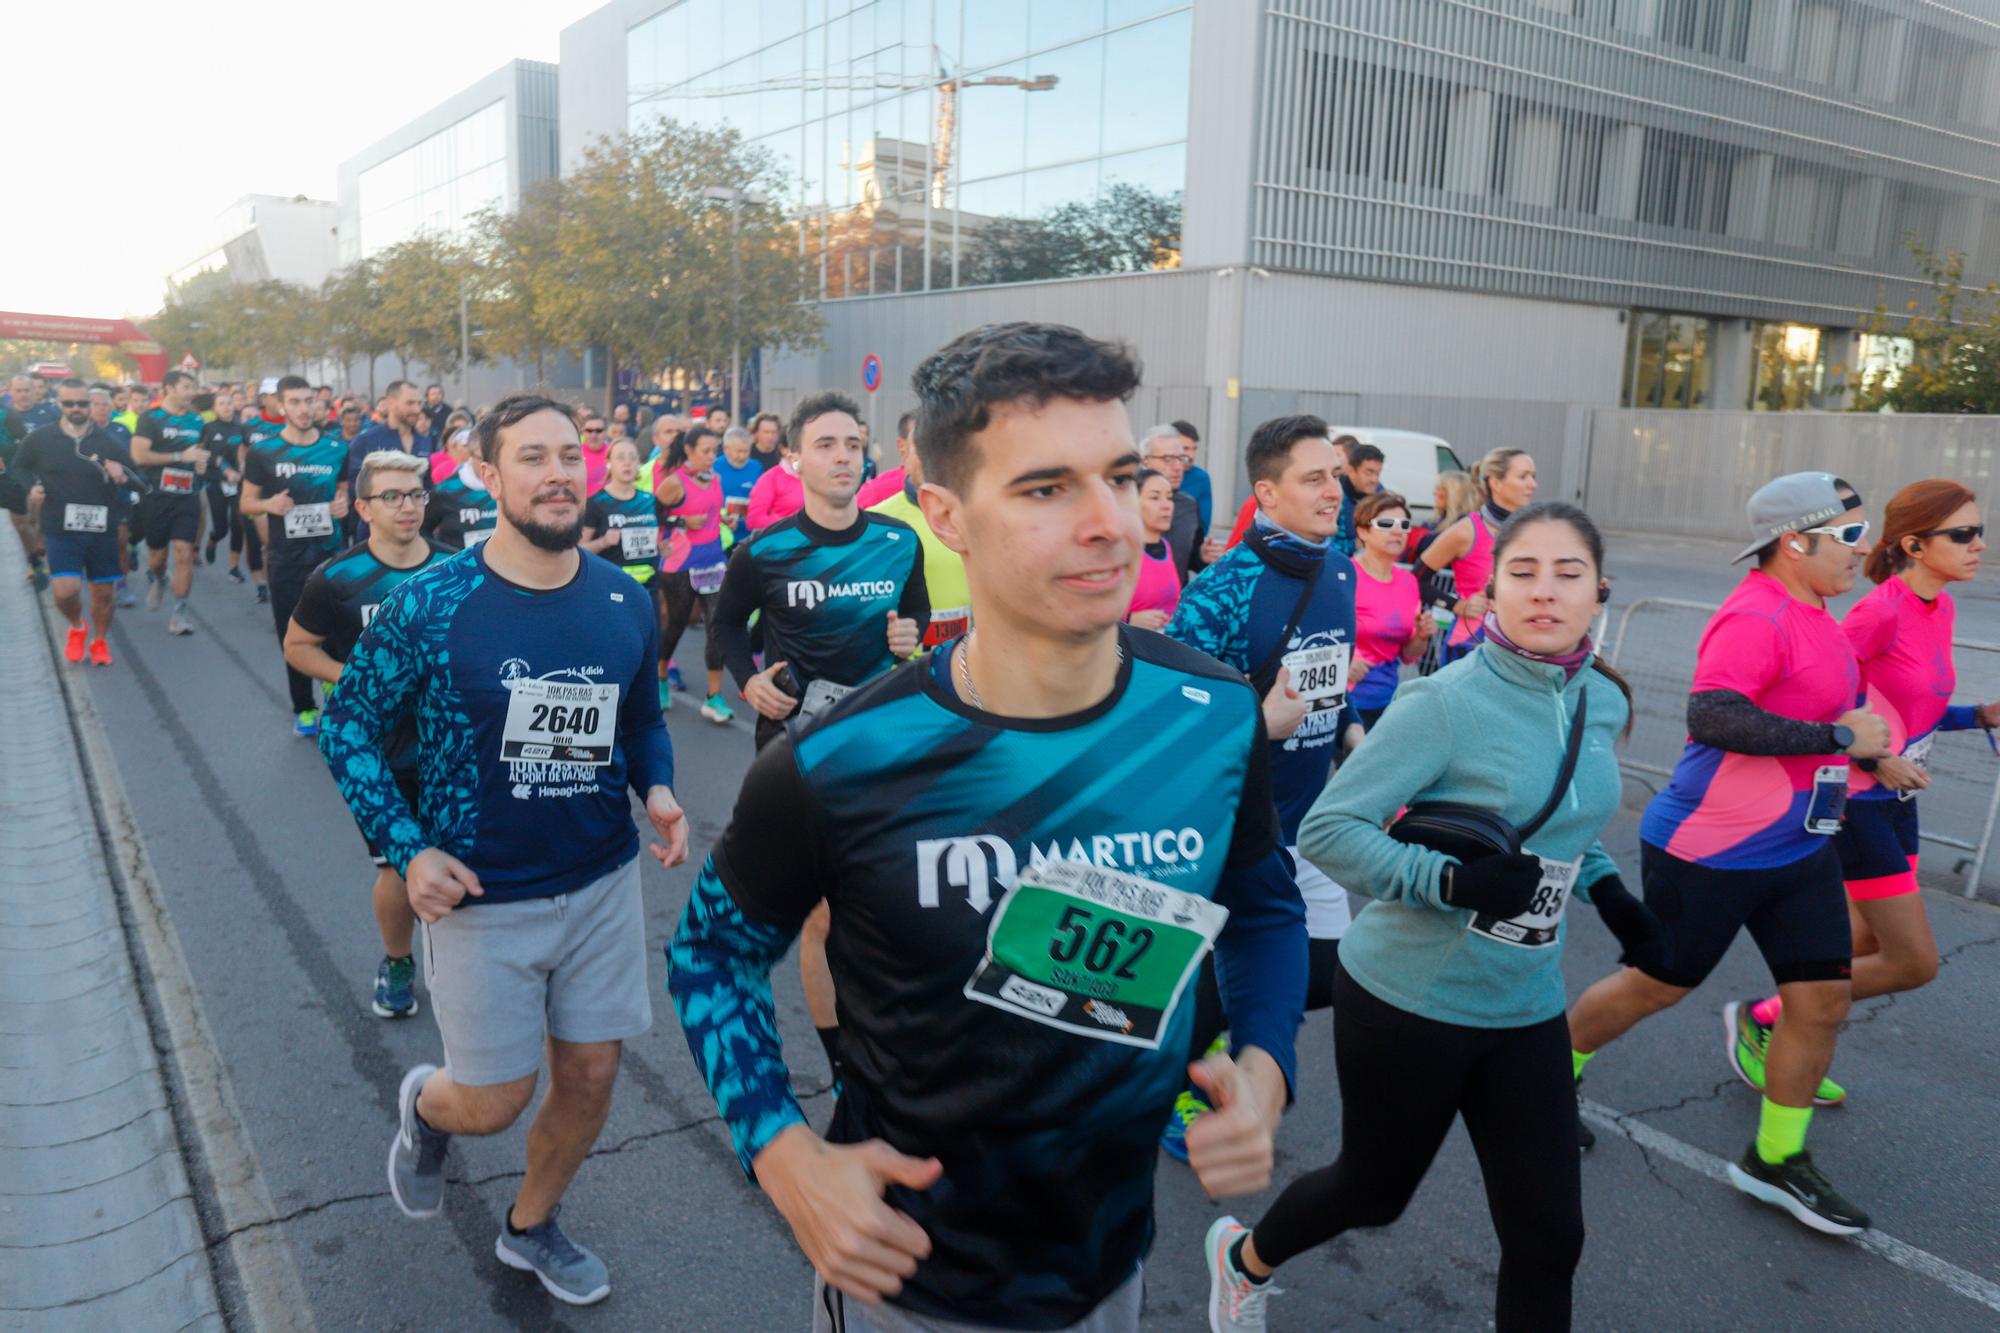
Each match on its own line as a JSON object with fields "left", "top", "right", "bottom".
{"left": 537, "top": 118, "right": 823, "bottom": 409}
{"left": 964, "top": 183, "right": 1183, "bottom": 287}
{"left": 370, "top": 234, "right": 479, "bottom": 384}
{"left": 1853, "top": 244, "right": 2000, "bottom": 414}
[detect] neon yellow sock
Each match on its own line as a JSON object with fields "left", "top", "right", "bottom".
{"left": 1572, "top": 1049, "right": 1595, "bottom": 1082}
{"left": 1756, "top": 1098, "right": 1813, "bottom": 1165}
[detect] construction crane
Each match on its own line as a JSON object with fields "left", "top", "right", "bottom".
{"left": 632, "top": 60, "right": 1057, "bottom": 205}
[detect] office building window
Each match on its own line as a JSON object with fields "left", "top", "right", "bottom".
{"left": 1623, "top": 311, "right": 1717, "bottom": 409}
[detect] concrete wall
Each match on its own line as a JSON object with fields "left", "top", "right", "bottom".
{"left": 763, "top": 264, "right": 1630, "bottom": 522}
{"left": 558, "top": 0, "right": 661, "bottom": 171}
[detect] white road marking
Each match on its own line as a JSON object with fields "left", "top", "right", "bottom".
{"left": 1580, "top": 1098, "right": 2000, "bottom": 1316}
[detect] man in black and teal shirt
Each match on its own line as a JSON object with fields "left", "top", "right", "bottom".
{"left": 318, "top": 393, "right": 688, "bottom": 1307}
{"left": 669, "top": 322, "right": 1307, "bottom": 1332}
{"left": 1165, "top": 414, "right": 1359, "bottom": 1162}
{"left": 130, "top": 369, "right": 211, "bottom": 634}
{"left": 241, "top": 375, "right": 351, "bottom": 737}
{"left": 712, "top": 390, "right": 929, "bottom": 753}
{"left": 709, "top": 390, "right": 929, "bottom": 1089}
{"left": 286, "top": 447, "right": 451, "bottom": 1022}
{"left": 199, "top": 389, "right": 249, "bottom": 573}
{"left": 425, "top": 449, "right": 500, "bottom": 550}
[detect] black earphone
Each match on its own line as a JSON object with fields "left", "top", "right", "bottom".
{"left": 1482, "top": 581, "right": 1611, "bottom": 604}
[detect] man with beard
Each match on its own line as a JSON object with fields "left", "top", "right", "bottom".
{"left": 317, "top": 393, "right": 688, "bottom": 1307}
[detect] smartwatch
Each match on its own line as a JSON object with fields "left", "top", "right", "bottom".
{"left": 1830, "top": 723, "right": 1856, "bottom": 752}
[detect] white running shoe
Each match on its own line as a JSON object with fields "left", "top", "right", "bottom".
{"left": 1205, "top": 1215, "right": 1279, "bottom": 1332}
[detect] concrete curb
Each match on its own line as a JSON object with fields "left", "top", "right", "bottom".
{"left": 34, "top": 592, "right": 318, "bottom": 1333}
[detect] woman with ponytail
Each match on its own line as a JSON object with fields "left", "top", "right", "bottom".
{"left": 1730, "top": 479, "right": 1999, "bottom": 1100}
{"left": 1416, "top": 447, "right": 1538, "bottom": 665}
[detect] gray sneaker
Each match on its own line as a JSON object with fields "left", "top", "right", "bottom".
{"left": 166, "top": 606, "right": 194, "bottom": 636}
{"left": 495, "top": 1205, "right": 611, "bottom": 1305}
{"left": 145, "top": 573, "right": 164, "bottom": 611}
{"left": 388, "top": 1064, "right": 448, "bottom": 1218}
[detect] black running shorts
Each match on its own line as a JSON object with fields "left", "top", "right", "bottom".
{"left": 1637, "top": 840, "right": 1852, "bottom": 988}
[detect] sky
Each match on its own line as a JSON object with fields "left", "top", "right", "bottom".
{"left": 0, "top": 0, "right": 604, "bottom": 321}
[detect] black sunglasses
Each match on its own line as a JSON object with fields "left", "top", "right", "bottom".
{"left": 1920, "top": 524, "right": 1985, "bottom": 544}
{"left": 58, "top": 398, "right": 90, "bottom": 408}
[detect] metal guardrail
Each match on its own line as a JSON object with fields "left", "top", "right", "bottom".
{"left": 1604, "top": 596, "right": 2000, "bottom": 900}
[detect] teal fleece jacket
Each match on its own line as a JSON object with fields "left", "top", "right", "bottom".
{"left": 1298, "top": 642, "right": 1630, "bottom": 1028}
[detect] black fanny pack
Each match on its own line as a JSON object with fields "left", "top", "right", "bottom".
{"left": 1389, "top": 686, "right": 1588, "bottom": 861}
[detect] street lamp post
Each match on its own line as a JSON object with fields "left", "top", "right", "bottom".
{"left": 701, "top": 184, "right": 771, "bottom": 420}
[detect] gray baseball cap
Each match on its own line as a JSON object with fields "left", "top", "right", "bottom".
{"left": 1731, "top": 471, "right": 1860, "bottom": 563}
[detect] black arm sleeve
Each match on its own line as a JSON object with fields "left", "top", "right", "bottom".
{"left": 712, "top": 735, "right": 831, "bottom": 931}
{"left": 1686, "top": 689, "right": 1839, "bottom": 756}
{"left": 1417, "top": 563, "right": 1458, "bottom": 607}
{"left": 1226, "top": 706, "right": 1283, "bottom": 867}
{"left": 898, "top": 548, "right": 930, "bottom": 642}
{"left": 712, "top": 542, "right": 762, "bottom": 690}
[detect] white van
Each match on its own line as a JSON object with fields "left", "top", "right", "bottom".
{"left": 1323, "top": 427, "right": 1467, "bottom": 525}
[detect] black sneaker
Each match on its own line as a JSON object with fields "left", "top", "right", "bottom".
{"left": 255, "top": 584, "right": 270, "bottom": 604}
{"left": 1727, "top": 1145, "right": 1869, "bottom": 1235}
{"left": 1575, "top": 1083, "right": 1596, "bottom": 1153}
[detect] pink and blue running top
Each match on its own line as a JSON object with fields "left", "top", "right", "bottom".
{"left": 1350, "top": 561, "right": 1420, "bottom": 712}
{"left": 1641, "top": 570, "right": 1859, "bottom": 869}
{"left": 1446, "top": 510, "right": 1495, "bottom": 649}
{"left": 1844, "top": 577, "right": 1980, "bottom": 800}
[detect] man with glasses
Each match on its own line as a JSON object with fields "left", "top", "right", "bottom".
{"left": 285, "top": 449, "right": 449, "bottom": 1019}
{"left": 1140, "top": 423, "right": 1206, "bottom": 581}
{"left": 347, "top": 382, "right": 433, "bottom": 540}
{"left": 13, "top": 379, "right": 135, "bottom": 664}
{"left": 1568, "top": 472, "right": 1890, "bottom": 1235}
{"left": 241, "top": 376, "right": 352, "bottom": 737}
{"left": 580, "top": 414, "right": 613, "bottom": 496}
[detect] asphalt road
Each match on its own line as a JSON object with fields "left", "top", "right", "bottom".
{"left": 68, "top": 547, "right": 2000, "bottom": 1333}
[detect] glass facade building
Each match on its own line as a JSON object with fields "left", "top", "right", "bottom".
{"left": 624, "top": 0, "right": 1193, "bottom": 298}
{"left": 352, "top": 102, "right": 509, "bottom": 262}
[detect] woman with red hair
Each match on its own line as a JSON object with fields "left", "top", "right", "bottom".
{"left": 1728, "top": 478, "right": 1999, "bottom": 1105}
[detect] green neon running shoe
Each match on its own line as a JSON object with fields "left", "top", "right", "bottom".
{"left": 1160, "top": 1089, "right": 1209, "bottom": 1163}
{"left": 1724, "top": 1000, "right": 1846, "bottom": 1107}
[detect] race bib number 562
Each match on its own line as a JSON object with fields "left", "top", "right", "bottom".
{"left": 963, "top": 860, "right": 1227, "bottom": 1048}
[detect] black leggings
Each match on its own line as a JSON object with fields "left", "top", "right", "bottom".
{"left": 1251, "top": 966, "right": 1583, "bottom": 1332}
{"left": 659, "top": 569, "right": 723, "bottom": 671}
{"left": 267, "top": 558, "right": 316, "bottom": 714}
{"left": 1187, "top": 937, "right": 1339, "bottom": 1064}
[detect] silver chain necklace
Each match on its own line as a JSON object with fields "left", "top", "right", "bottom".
{"left": 956, "top": 629, "right": 1123, "bottom": 713}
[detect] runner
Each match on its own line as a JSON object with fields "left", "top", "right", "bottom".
{"left": 3, "top": 381, "right": 49, "bottom": 588}
{"left": 86, "top": 385, "right": 143, "bottom": 607}
{"left": 240, "top": 376, "right": 352, "bottom": 737}
{"left": 581, "top": 437, "right": 673, "bottom": 707}
{"left": 1332, "top": 441, "right": 1383, "bottom": 558}
{"left": 1173, "top": 420, "right": 1214, "bottom": 533}
{"left": 14, "top": 379, "right": 135, "bottom": 665}
{"left": 1566, "top": 472, "right": 1890, "bottom": 1235}
{"left": 348, "top": 381, "right": 433, "bottom": 542}
{"left": 283, "top": 449, "right": 451, "bottom": 1018}
{"left": 580, "top": 413, "right": 611, "bottom": 495}
{"left": 1163, "top": 413, "right": 1356, "bottom": 1162}
{"left": 651, "top": 425, "right": 735, "bottom": 721}
{"left": 1206, "top": 502, "right": 1654, "bottom": 1333}
{"left": 855, "top": 411, "right": 916, "bottom": 508}
{"left": 1125, "top": 467, "right": 1181, "bottom": 630}
{"left": 1729, "top": 480, "right": 1998, "bottom": 1104}
{"left": 711, "top": 391, "right": 929, "bottom": 1086}
{"left": 1416, "top": 447, "right": 1536, "bottom": 666}
{"left": 424, "top": 432, "right": 500, "bottom": 550}
{"left": 865, "top": 412, "right": 971, "bottom": 649}
{"left": 668, "top": 321, "right": 1306, "bottom": 1333}
{"left": 1140, "top": 424, "right": 1203, "bottom": 579}
{"left": 746, "top": 426, "right": 805, "bottom": 531}
{"left": 747, "top": 410, "right": 785, "bottom": 471}
{"left": 318, "top": 392, "right": 687, "bottom": 1306}
{"left": 129, "top": 369, "right": 211, "bottom": 635}
{"left": 1346, "top": 491, "right": 1433, "bottom": 736}
{"left": 199, "top": 388, "right": 248, "bottom": 574}
{"left": 713, "top": 424, "right": 763, "bottom": 540}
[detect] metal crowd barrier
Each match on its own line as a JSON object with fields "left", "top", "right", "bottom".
{"left": 1603, "top": 597, "right": 2000, "bottom": 900}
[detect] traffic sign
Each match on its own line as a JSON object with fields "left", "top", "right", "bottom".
{"left": 861, "top": 353, "right": 882, "bottom": 392}
{"left": 180, "top": 352, "right": 200, "bottom": 371}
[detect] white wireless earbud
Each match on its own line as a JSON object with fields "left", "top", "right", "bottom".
{"left": 1789, "top": 540, "right": 1806, "bottom": 554}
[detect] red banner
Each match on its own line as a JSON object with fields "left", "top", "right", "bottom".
{"left": 0, "top": 309, "right": 168, "bottom": 382}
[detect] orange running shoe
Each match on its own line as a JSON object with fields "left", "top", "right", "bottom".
{"left": 64, "top": 625, "right": 88, "bottom": 662}
{"left": 88, "top": 637, "right": 112, "bottom": 666}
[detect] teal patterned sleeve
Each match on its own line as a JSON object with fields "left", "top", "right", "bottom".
{"left": 666, "top": 855, "right": 807, "bottom": 1177}
{"left": 317, "top": 576, "right": 429, "bottom": 875}
{"left": 1166, "top": 547, "right": 1257, "bottom": 673}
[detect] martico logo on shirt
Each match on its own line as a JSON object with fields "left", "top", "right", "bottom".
{"left": 787, "top": 578, "right": 897, "bottom": 609}
{"left": 915, "top": 827, "right": 1208, "bottom": 910}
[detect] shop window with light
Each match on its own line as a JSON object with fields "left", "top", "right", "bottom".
{"left": 1751, "top": 322, "right": 1832, "bottom": 410}
{"left": 1622, "top": 311, "right": 1716, "bottom": 408}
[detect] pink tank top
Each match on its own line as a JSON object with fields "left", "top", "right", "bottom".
{"left": 1128, "top": 544, "right": 1182, "bottom": 621}
{"left": 1448, "top": 511, "right": 1496, "bottom": 646}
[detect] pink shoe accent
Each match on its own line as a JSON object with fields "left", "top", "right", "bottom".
{"left": 1751, "top": 996, "right": 1784, "bottom": 1026}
